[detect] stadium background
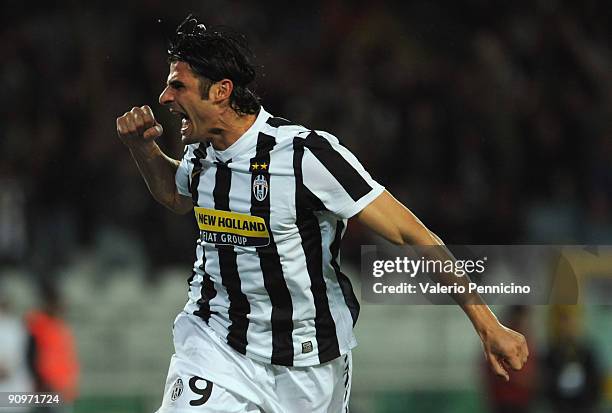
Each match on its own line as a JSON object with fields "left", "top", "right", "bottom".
{"left": 1, "top": 0, "right": 611, "bottom": 412}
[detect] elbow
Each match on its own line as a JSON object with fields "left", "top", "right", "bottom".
{"left": 153, "top": 194, "right": 172, "bottom": 211}
{"left": 388, "top": 231, "right": 409, "bottom": 246}
{"left": 380, "top": 225, "right": 414, "bottom": 245}
{"left": 154, "top": 194, "right": 191, "bottom": 215}
{"left": 166, "top": 204, "right": 190, "bottom": 215}
{"left": 168, "top": 200, "right": 192, "bottom": 215}
{"left": 391, "top": 228, "right": 437, "bottom": 246}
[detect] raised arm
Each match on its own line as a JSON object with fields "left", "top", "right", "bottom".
{"left": 116, "top": 105, "right": 192, "bottom": 214}
{"left": 356, "top": 190, "right": 529, "bottom": 381}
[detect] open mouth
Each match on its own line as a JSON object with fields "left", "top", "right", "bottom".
{"left": 171, "top": 108, "right": 192, "bottom": 134}
{"left": 180, "top": 113, "right": 192, "bottom": 134}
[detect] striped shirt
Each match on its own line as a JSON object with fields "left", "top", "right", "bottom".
{"left": 176, "top": 107, "right": 384, "bottom": 367}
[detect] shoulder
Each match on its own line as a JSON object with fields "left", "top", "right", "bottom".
{"left": 259, "top": 111, "right": 349, "bottom": 154}
{"left": 295, "top": 129, "right": 352, "bottom": 157}
{"left": 260, "top": 113, "right": 310, "bottom": 145}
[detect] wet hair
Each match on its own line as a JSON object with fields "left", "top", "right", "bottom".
{"left": 168, "top": 14, "right": 260, "bottom": 115}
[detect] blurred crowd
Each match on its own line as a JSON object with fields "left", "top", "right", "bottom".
{"left": 481, "top": 305, "right": 604, "bottom": 413}
{"left": 0, "top": 283, "right": 79, "bottom": 413}
{"left": 1, "top": 0, "right": 611, "bottom": 272}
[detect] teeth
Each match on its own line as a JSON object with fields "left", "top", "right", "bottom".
{"left": 181, "top": 117, "right": 191, "bottom": 132}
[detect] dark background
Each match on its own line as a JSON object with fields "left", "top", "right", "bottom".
{"left": 2, "top": 0, "right": 611, "bottom": 273}
{"left": 1, "top": 2, "right": 612, "bottom": 412}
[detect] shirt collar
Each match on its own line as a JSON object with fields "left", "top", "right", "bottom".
{"left": 211, "top": 107, "right": 271, "bottom": 163}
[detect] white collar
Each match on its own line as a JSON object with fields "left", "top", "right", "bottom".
{"left": 211, "top": 107, "right": 271, "bottom": 163}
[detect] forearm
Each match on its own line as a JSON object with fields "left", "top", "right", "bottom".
{"left": 426, "top": 234, "right": 500, "bottom": 332}
{"left": 461, "top": 302, "right": 501, "bottom": 337}
{"left": 357, "top": 191, "right": 500, "bottom": 326}
{"left": 128, "top": 142, "right": 183, "bottom": 211}
{"left": 401, "top": 222, "right": 497, "bottom": 320}
{"left": 358, "top": 193, "right": 527, "bottom": 379}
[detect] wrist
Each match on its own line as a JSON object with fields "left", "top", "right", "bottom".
{"left": 464, "top": 304, "right": 501, "bottom": 337}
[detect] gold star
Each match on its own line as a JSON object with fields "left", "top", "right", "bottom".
{"left": 251, "top": 163, "right": 259, "bottom": 170}
{"left": 260, "top": 162, "right": 268, "bottom": 170}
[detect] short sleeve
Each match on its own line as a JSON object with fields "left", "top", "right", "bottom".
{"left": 175, "top": 145, "right": 195, "bottom": 197}
{"left": 301, "top": 131, "right": 384, "bottom": 219}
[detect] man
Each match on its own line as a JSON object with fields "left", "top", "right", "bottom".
{"left": 117, "top": 16, "right": 528, "bottom": 413}
{"left": 26, "top": 281, "right": 79, "bottom": 413}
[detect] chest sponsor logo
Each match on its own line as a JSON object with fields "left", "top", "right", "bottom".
{"left": 252, "top": 174, "right": 269, "bottom": 202}
{"left": 194, "top": 207, "right": 270, "bottom": 247}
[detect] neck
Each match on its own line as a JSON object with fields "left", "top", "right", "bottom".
{"left": 208, "top": 108, "right": 258, "bottom": 151}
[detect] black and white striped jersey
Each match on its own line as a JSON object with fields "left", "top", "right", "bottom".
{"left": 175, "top": 107, "right": 384, "bottom": 367}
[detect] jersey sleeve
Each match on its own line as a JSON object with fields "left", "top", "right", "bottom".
{"left": 301, "top": 131, "right": 385, "bottom": 219}
{"left": 175, "top": 145, "right": 195, "bottom": 197}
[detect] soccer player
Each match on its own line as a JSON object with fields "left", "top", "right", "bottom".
{"left": 116, "top": 16, "right": 528, "bottom": 413}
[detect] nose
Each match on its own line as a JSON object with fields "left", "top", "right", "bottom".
{"left": 159, "top": 86, "right": 173, "bottom": 106}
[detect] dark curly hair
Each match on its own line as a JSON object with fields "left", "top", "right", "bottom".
{"left": 168, "top": 15, "right": 260, "bottom": 115}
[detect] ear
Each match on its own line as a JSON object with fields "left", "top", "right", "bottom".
{"left": 211, "top": 79, "right": 234, "bottom": 102}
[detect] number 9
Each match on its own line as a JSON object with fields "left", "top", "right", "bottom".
{"left": 189, "top": 376, "right": 213, "bottom": 406}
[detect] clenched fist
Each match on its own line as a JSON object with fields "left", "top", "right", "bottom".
{"left": 481, "top": 323, "right": 529, "bottom": 381}
{"left": 116, "top": 105, "right": 164, "bottom": 146}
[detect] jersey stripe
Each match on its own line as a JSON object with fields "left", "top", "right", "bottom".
{"left": 304, "top": 131, "right": 371, "bottom": 202}
{"left": 189, "top": 143, "right": 206, "bottom": 204}
{"left": 330, "top": 220, "right": 360, "bottom": 326}
{"left": 266, "top": 117, "right": 293, "bottom": 128}
{"left": 251, "top": 132, "right": 294, "bottom": 365}
{"left": 193, "top": 248, "right": 218, "bottom": 321}
{"left": 189, "top": 144, "right": 217, "bottom": 322}
{"left": 293, "top": 137, "right": 340, "bottom": 363}
{"left": 214, "top": 162, "right": 250, "bottom": 354}
{"left": 178, "top": 108, "right": 378, "bottom": 366}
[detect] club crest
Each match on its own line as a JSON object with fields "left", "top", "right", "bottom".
{"left": 253, "top": 174, "right": 269, "bottom": 202}
{"left": 171, "top": 378, "right": 184, "bottom": 401}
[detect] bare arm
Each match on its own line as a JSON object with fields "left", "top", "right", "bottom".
{"left": 356, "top": 190, "right": 529, "bottom": 380}
{"left": 116, "top": 105, "right": 192, "bottom": 214}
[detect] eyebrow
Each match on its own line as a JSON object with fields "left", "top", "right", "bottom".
{"left": 168, "top": 80, "right": 185, "bottom": 88}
